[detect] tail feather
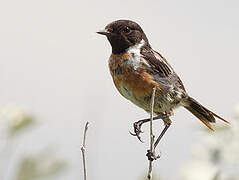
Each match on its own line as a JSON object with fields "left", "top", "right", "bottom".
{"left": 184, "top": 96, "right": 229, "bottom": 131}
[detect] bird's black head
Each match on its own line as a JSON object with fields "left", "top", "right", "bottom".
{"left": 97, "top": 20, "right": 150, "bottom": 54}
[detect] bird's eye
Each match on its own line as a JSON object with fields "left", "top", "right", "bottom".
{"left": 123, "top": 27, "right": 131, "bottom": 34}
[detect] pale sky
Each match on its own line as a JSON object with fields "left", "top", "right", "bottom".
{"left": 0, "top": 0, "right": 238, "bottom": 179}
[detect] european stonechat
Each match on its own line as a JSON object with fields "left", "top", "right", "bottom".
{"left": 97, "top": 20, "right": 229, "bottom": 151}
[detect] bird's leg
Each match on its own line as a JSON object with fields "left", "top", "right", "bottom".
{"left": 146, "top": 113, "right": 172, "bottom": 161}
{"left": 130, "top": 114, "right": 166, "bottom": 142}
{"left": 154, "top": 116, "right": 172, "bottom": 149}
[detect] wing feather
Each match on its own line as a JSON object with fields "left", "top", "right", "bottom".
{"left": 141, "top": 49, "right": 173, "bottom": 77}
{"left": 140, "top": 48, "right": 186, "bottom": 92}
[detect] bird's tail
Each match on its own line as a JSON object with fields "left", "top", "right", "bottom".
{"left": 184, "top": 96, "right": 229, "bottom": 130}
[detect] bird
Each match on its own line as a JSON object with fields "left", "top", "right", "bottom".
{"left": 97, "top": 20, "right": 229, "bottom": 157}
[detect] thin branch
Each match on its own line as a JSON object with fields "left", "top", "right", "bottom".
{"left": 81, "top": 122, "right": 89, "bottom": 180}
{"left": 147, "top": 87, "right": 156, "bottom": 180}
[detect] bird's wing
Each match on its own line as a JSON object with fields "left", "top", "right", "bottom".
{"left": 141, "top": 49, "right": 186, "bottom": 91}
{"left": 141, "top": 49, "right": 173, "bottom": 77}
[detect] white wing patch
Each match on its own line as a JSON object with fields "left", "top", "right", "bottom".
{"left": 125, "top": 40, "right": 150, "bottom": 70}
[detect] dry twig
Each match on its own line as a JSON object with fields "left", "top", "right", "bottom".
{"left": 81, "top": 122, "right": 89, "bottom": 180}
{"left": 147, "top": 87, "right": 157, "bottom": 179}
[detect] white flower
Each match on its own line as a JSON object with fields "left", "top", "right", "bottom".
{"left": 0, "top": 104, "right": 34, "bottom": 136}
{"left": 179, "top": 106, "right": 239, "bottom": 180}
{"left": 180, "top": 161, "right": 218, "bottom": 180}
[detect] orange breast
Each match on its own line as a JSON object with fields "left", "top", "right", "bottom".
{"left": 109, "top": 53, "right": 161, "bottom": 100}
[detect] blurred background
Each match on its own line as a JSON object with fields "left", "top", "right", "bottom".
{"left": 0, "top": 0, "right": 238, "bottom": 179}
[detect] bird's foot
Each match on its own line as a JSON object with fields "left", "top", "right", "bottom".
{"left": 130, "top": 120, "right": 145, "bottom": 142}
{"left": 146, "top": 149, "right": 160, "bottom": 161}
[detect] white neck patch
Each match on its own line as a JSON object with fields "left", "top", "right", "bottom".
{"left": 125, "top": 39, "right": 146, "bottom": 70}
{"left": 126, "top": 39, "right": 145, "bottom": 55}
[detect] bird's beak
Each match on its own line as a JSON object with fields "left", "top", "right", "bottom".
{"left": 97, "top": 29, "right": 111, "bottom": 36}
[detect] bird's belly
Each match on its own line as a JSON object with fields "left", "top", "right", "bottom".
{"left": 118, "top": 83, "right": 152, "bottom": 111}
{"left": 112, "top": 70, "right": 178, "bottom": 113}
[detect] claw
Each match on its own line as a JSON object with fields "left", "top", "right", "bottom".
{"left": 129, "top": 131, "right": 144, "bottom": 142}
{"left": 129, "top": 131, "right": 137, "bottom": 136}
{"left": 129, "top": 121, "right": 145, "bottom": 143}
{"left": 136, "top": 134, "right": 144, "bottom": 143}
